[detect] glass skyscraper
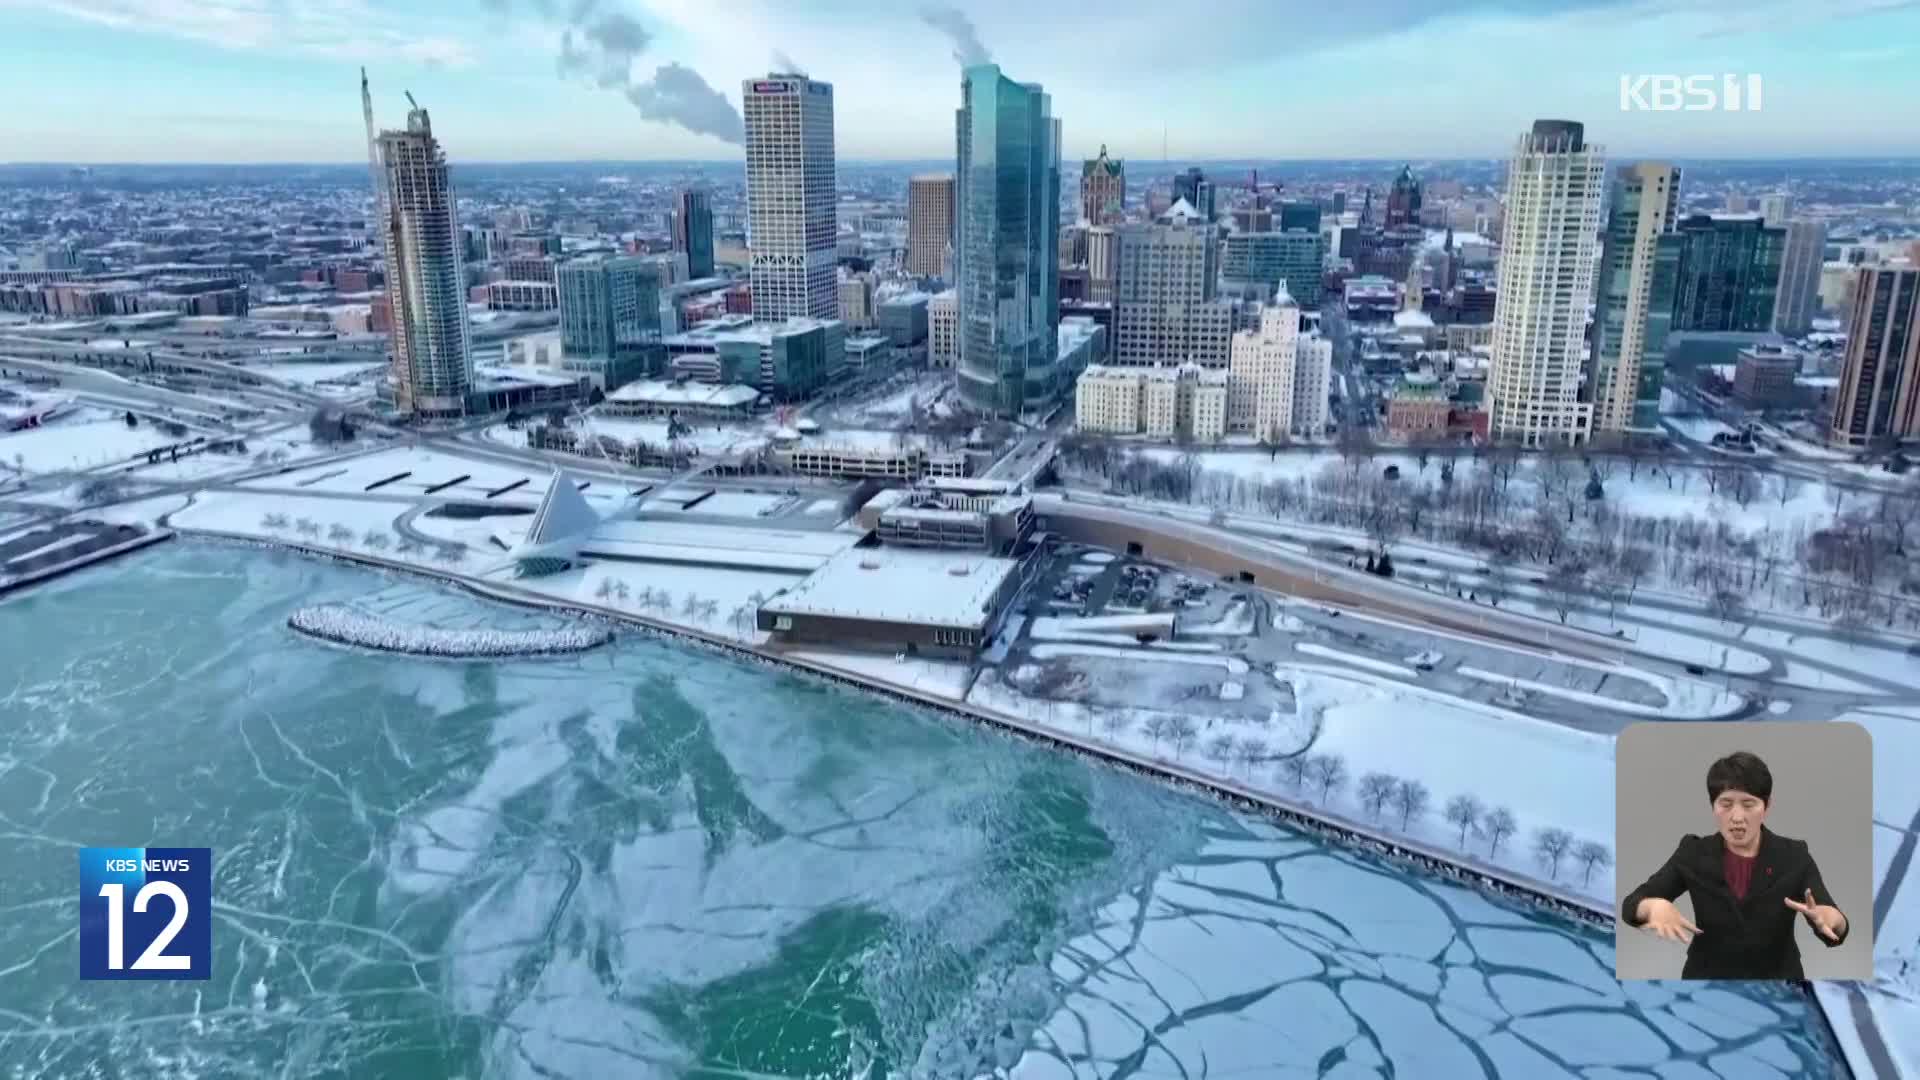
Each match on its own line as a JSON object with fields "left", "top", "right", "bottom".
{"left": 1590, "top": 163, "right": 1682, "bottom": 434}
{"left": 1672, "top": 214, "right": 1786, "bottom": 333}
{"left": 557, "top": 255, "right": 664, "bottom": 390}
{"left": 954, "top": 64, "right": 1061, "bottom": 419}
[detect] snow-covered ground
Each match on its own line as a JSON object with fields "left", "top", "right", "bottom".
{"left": 788, "top": 649, "right": 978, "bottom": 700}
{"left": 254, "top": 361, "right": 383, "bottom": 387}
{"left": 971, "top": 657, "right": 1618, "bottom": 905}
{"left": 0, "top": 410, "right": 199, "bottom": 473}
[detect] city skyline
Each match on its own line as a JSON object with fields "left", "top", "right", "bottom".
{"left": 5, "top": 0, "right": 1919, "bottom": 164}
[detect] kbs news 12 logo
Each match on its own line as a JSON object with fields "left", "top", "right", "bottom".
{"left": 78, "top": 847, "right": 212, "bottom": 980}
{"left": 1619, "top": 74, "right": 1764, "bottom": 112}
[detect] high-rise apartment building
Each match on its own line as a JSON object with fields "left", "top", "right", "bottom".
{"left": 743, "top": 73, "right": 837, "bottom": 321}
{"left": 837, "top": 272, "right": 875, "bottom": 329}
{"left": 1829, "top": 265, "right": 1920, "bottom": 449}
{"left": 1223, "top": 289, "right": 1332, "bottom": 440}
{"left": 1672, "top": 214, "right": 1786, "bottom": 333}
{"left": 1087, "top": 226, "right": 1118, "bottom": 303}
{"left": 1486, "top": 120, "right": 1605, "bottom": 447}
{"left": 1171, "top": 168, "right": 1215, "bottom": 222}
{"left": 1081, "top": 145, "right": 1125, "bottom": 225}
{"left": 1589, "top": 162, "right": 1682, "bottom": 434}
{"left": 1773, "top": 220, "right": 1827, "bottom": 337}
{"left": 906, "top": 173, "right": 955, "bottom": 279}
{"left": 672, "top": 187, "right": 715, "bottom": 280}
{"left": 376, "top": 100, "right": 470, "bottom": 417}
{"left": 955, "top": 64, "right": 1061, "bottom": 418}
{"left": 557, "top": 255, "right": 664, "bottom": 389}
{"left": 1112, "top": 220, "right": 1232, "bottom": 367}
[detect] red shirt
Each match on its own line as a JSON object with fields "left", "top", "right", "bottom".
{"left": 1725, "top": 849, "right": 1757, "bottom": 900}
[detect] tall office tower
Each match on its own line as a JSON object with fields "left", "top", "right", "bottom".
{"left": 1171, "top": 167, "right": 1216, "bottom": 221}
{"left": 1589, "top": 163, "right": 1683, "bottom": 435}
{"left": 376, "top": 97, "right": 470, "bottom": 417}
{"left": 1081, "top": 144, "right": 1125, "bottom": 225}
{"left": 906, "top": 173, "right": 955, "bottom": 279}
{"left": 1486, "top": 120, "right": 1605, "bottom": 447}
{"left": 1385, "top": 165, "right": 1422, "bottom": 228}
{"left": 743, "top": 72, "right": 837, "bottom": 320}
{"left": 1330, "top": 190, "right": 1348, "bottom": 215}
{"left": 557, "top": 255, "right": 664, "bottom": 389}
{"left": 1759, "top": 192, "right": 1792, "bottom": 225}
{"left": 1671, "top": 214, "right": 1786, "bottom": 332}
{"left": 1829, "top": 265, "right": 1920, "bottom": 449}
{"left": 1222, "top": 231, "right": 1326, "bottom": 309}
{"left": 672, "top": 187, "right": 715, "bottom": 280}
{"left": 955, "top": 64, "right": 1061, "bottom": 418}
{"left": 1772, "top": 220, "right": 1827, "bottom": 337}
{"left": 1112, "top": 219, "right": 1232, "bottom": 367}
{"left": 1279, "top": 201, "right": 1321, "bottom": 234}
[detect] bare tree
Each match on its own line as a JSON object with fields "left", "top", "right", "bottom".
{"left": 1532, "top": 827, "right": 1574, "bottom": 880}
{"left": 1234, "top": 738, "right": 1266, "bottom": 775}
{"left": 1709, "top": 586, "right": 1748, "bottom": 629}
{"left": 1100, "top": 712, "right": 1129, "bottom": 741}
{"left": 293, "top": 517, "right": 320, "bottom": 539}
{"left": 438, "top": 544, "right": 465, "bottom": 564}
{"left": 1169, "top": 716, "right": 1199, "bottom": 758}
{"left": 1277, "top": 753, "right": 1311, "bottom": 791}
{"left": 596, "top": 579, "right": 614, "bottom": 601}
{"left": 1723, "top": 467, "right": 1762, "bottom": 509}
{"left": 1575, "top": 840, "right": 1614, "bottom": 886}
{"left": 1143, "top": 715, "right": 1172, "bottom": 747}
{"left": 612, "top": 581, "right": 631, "bottom": 603}
{"left": 1483, "top": 806, "right": 1518, "bottom": 858}
{"left": 1542, "top": 560, "right": 1587, "bottom": 624}
{"left": 261, "top": 511, "right": 290, "bottom": 532}
{"left": 363, "top": 531, "right": 391, "bottom": 552}
{"left": 1206, "top": 734, "right": 1237, "bottom": 770}
{"left": 326, "top": 523, "right": 355, "bottom": 545}
{"left": 1390, "top": 779, "right": 1431, "bottom": 831}
{"left": 1359, "top": 772, "right": 1398, "bottom": 820}
{"left": 1772, "top": 473, "right": 1804, "bottom": 508}
{"left": 1479, "top": 563, "right": 1512, "bottom": 607}
{"left": 1444, "top": 793, "right": 1483, "bottom": 848}
{"left": 1306, "top": 752, "right": 1349, "bottom": 804}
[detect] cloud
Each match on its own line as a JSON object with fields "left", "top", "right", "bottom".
{"left": 771, "top": 49, "right": 806, "bottom": 75}
{"left": 918, "top": 4, "right": 991, "bottom": 67}
{"left": 31, "top": 0, "right": 479, "bottom": 67}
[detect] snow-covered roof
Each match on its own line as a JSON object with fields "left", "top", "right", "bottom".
{"left": 1394, "top": 309, "right": 1436, "bottom": 329}
{"left": 1161, "top": 198, "right": 1203, "bottom": 223}
{"left": 761, "top": 545, "right": 1021, "bottom": 630}
{"left": 604, "top": 380, "right": 760, "bottom": 408}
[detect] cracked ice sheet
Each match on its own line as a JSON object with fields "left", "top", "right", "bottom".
{"left": 1012, "top": 826, "right": 1837, "bottom": 1079}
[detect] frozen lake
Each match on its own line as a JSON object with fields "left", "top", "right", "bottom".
{"left": 0, "top": 545, "right": 1844, "bottom": 1076}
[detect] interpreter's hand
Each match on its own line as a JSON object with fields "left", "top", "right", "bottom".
{"left": 1784, "top": 889, "right": 1845, "bottom": 942}
{"left": 1637, "top": 897, "right": 1701, "bottom": 946}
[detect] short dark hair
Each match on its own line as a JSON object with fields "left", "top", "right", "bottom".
{"left": 1707, "top": 751, "right": 1773, "bottom": 805}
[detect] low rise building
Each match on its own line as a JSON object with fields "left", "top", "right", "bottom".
{"left": 756, "top": 543, "right": 1027, "bottom": 658}
{"left": 661, "top": 315, "right": 843, "bottom": 401}
{"left": 1732, "top": 345, "right": 1803, "bottom": 408}
{"left": 1384, "top": 375, "right": 1451, "bottom": 436}
{"left": 929, "top": 289, "right": 958, "bottom": 367}
{"left": 858, "top": 485, "right": 1035, "bottom": 555}
{"left": 599, "top": 378, "right": 762, "bottom": 420}
{"left": 486, "top": 280, "right": 558, "bottom": 312}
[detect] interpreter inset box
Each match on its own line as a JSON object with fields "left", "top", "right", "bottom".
{"left": 1614, "top": 722, "right": 1872, "bottom": 981}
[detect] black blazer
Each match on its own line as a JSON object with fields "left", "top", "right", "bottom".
{"left": 1621, "top": 826, "right": 1848, "bottom": 979}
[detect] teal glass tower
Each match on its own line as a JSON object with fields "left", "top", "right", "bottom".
{"left": 954, "top": 64, "right": 1061, "bottom": 419}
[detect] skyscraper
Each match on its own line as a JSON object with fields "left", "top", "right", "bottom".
{"left": 1773, "top": 220, "right": 1827, "bottom": 337}
{"left": 1222, "top": 231, "right": 1325, "bottom": 309}
{"left": 955, "top": 64, "right": 1060, "bottom": 418}
{"left": 1671, "top": 214, "right": 1786, "bottom": 333}
{"left": 1385, "top": 165, "right": 1423, "bottom": 228}
{"left": 1113, "top": 219, "right": 1232, "bottom": 367}
{"left": 557, "top": 255, "right": 664, "bottom": 390}
{"left": 906, "top": 173, "right": 955, "bottom": 279}
{"left": 376, "top": 96, "right": 470, "bottom": 417}
{"left": 1081, "top": 145, "right": 1125, "bottom": 225}
{"left": 1759, "top": 192, "right": 1793, "bottom": 225}
{"left": 672, "top": 187, "right": 715, "bottom": 280}
{"left": 1171, "top": 167, "right": 1215, "bottom": 221}
{"left": 1486, "top": 120, "right": 1605, "bottom": 447}
{"left": 743, "top": 73, "right": 836, "bottom": 321}
{"left": 1829, "top": 265, "right": 1920, "bottom": 449}
{"left": 1590, "top": 163, "right": 1682, "bottom": 435}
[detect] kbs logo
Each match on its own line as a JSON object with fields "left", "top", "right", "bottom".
{"left": 1620, "top": 74, "right": 1763, "bottom": 112}
{"left": 78, "top": 847, "right": 211, "bottom": 980}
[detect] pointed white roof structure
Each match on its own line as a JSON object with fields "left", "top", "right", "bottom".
{"left": 1160, "top": 197, "right": 1203, "bottom": 223}
{"left": 508, "top": 468, "right": 602, "bottom": 572}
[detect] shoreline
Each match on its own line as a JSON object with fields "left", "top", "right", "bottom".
{"left": 286, "top": 601, "right": 613, "bottom": 659}
{"left": 151, "top": 527, "right": 1857, "bottom": 1074}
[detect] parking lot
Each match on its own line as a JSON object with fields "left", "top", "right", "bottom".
{"left": 994, "top": 541, "right": 1692, "bottom": 735}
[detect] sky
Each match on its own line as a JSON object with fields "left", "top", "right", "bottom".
{"left": 2, "top": 0, "right": 1918, "bottom": 164}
